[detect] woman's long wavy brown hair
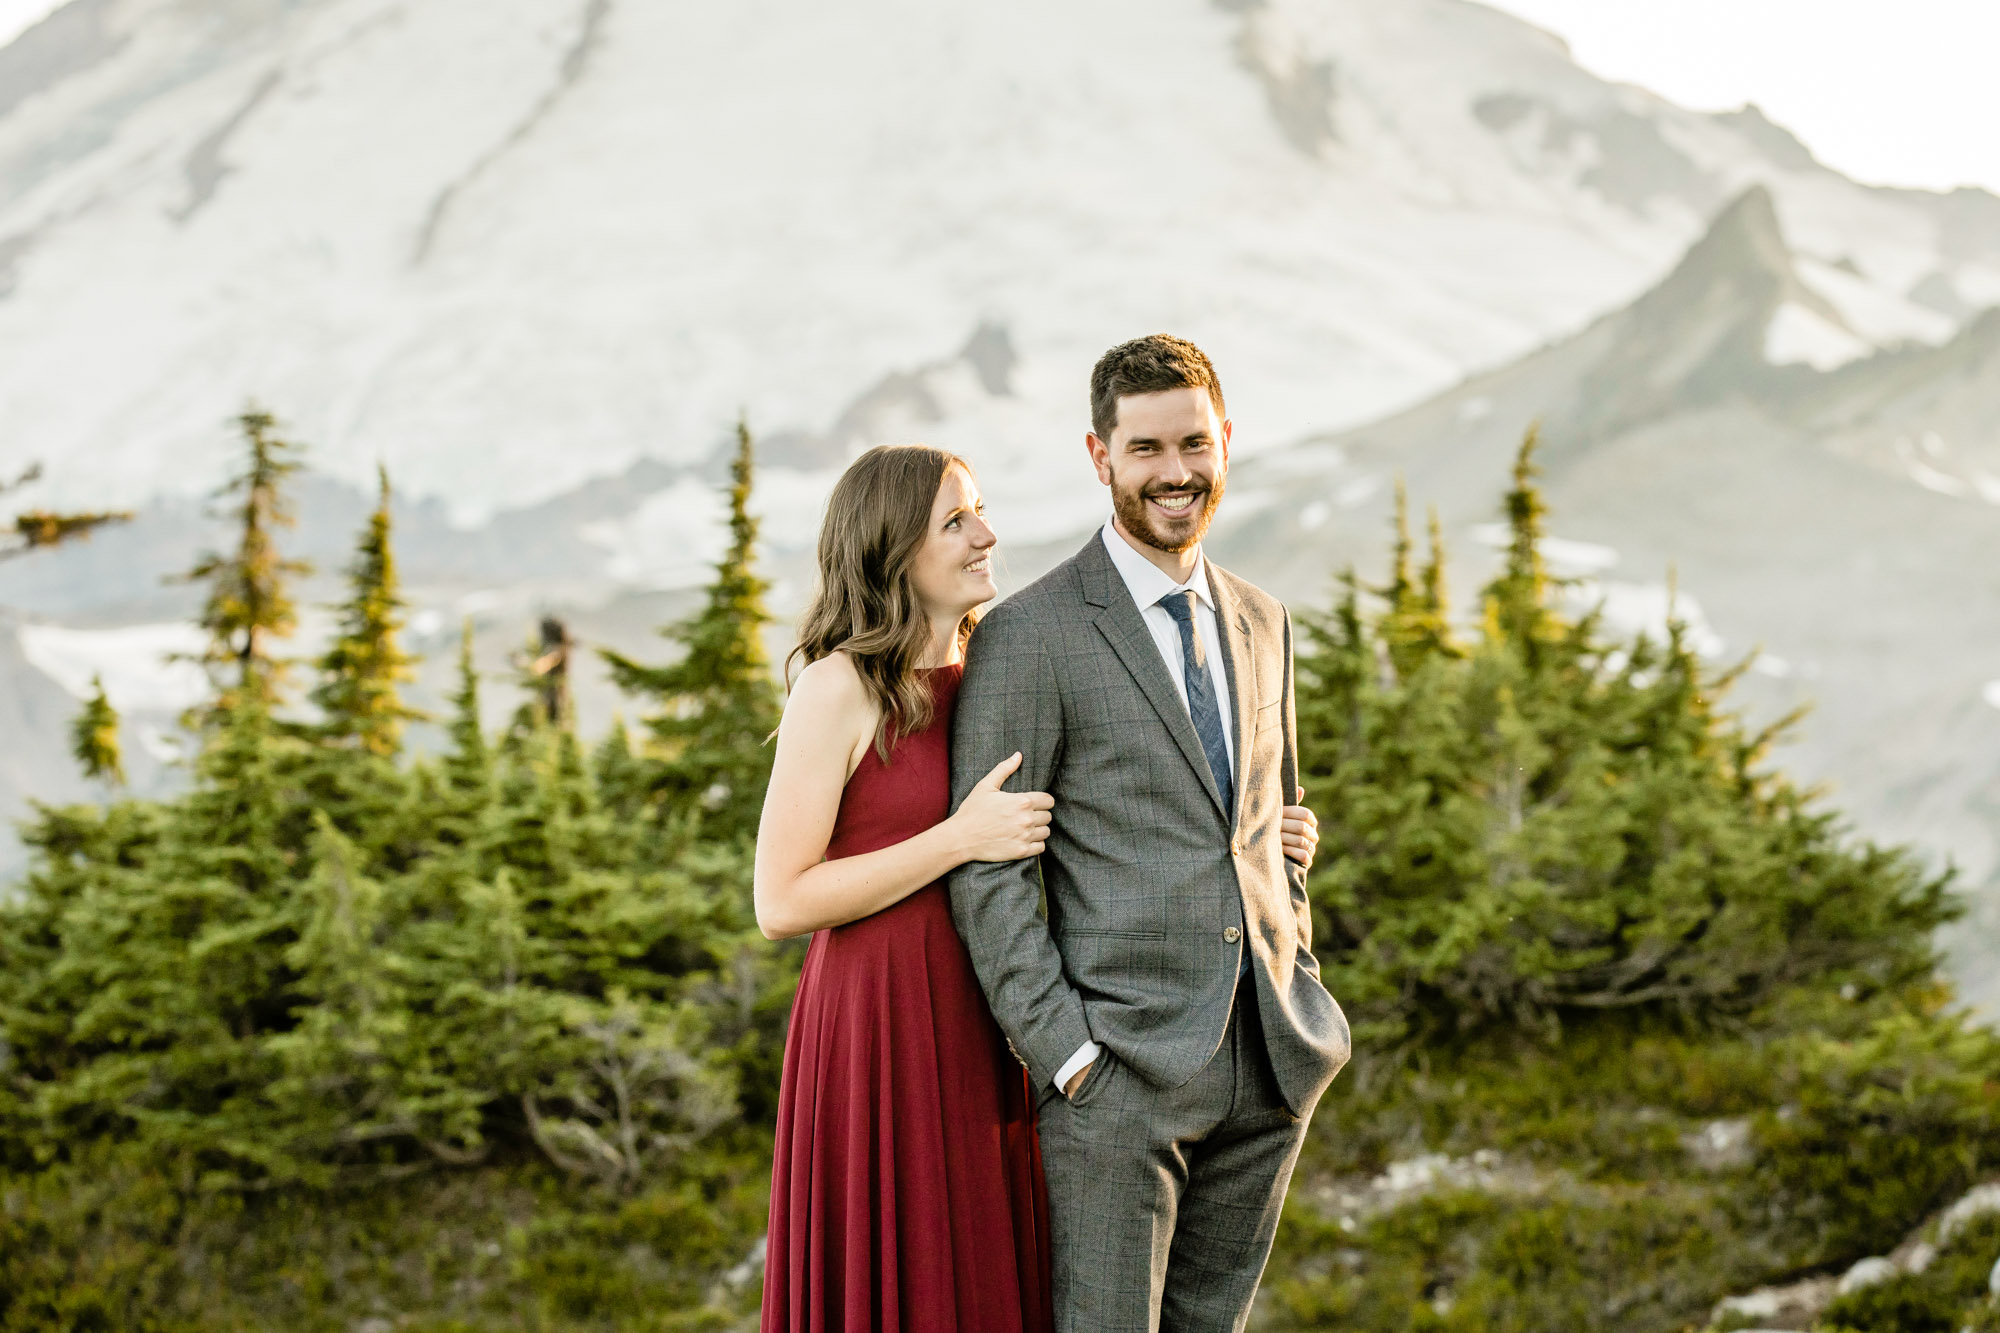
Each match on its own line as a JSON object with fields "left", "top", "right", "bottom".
{"left": 788, "top": 444, "right": 984, "bottom": 760}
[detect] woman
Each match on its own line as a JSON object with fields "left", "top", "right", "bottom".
{"left": 756, "top": 445, "right": 1321, "bottom": 1332}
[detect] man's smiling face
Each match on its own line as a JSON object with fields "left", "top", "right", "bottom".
{"left": 1087, "top": 386, "right": 1231, "bottom": 556}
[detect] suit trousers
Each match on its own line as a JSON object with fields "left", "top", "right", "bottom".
{"left": 1035, "top": 980, "right": 1314, "bottom": 1333}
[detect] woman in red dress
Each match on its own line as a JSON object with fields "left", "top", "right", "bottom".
{"left": 755, "top": 445, "right": 1057, "bottom": 1333}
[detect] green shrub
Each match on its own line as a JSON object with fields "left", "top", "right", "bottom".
{"left": 1818, "top": 1276, "right": 1958, "bottom": 1333}
{"left": 1757, "top": 1014, "right": 2000, "bottom": 1262}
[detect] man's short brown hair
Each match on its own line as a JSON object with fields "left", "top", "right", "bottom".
{"left": 1090, "top": 334, "right": 1226, "bottom": 441}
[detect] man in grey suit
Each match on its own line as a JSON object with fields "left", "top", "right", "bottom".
{"left": 949, "top": 334, "right": 1350, "bottom": 1331}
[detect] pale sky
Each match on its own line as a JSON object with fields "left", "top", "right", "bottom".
{"left": 1485, "top": 0, "right": 2000, "bottom": 195}
{"left": 0, "top": 0, "right": 58, "bottom": 50}
{"left": 2, "top": 0, "right": 1996, "bottom": 196}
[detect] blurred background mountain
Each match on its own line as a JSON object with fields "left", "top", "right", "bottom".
{"left": 1, "top": 0, "right": 1997, "bottom": 1007}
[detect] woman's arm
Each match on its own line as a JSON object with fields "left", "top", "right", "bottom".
{"left": 753, "top": 654, "right": 1051, "bottom": 940}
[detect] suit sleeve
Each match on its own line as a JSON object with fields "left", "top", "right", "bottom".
{"left": 947, "top": 598, "right": 1094, "bottom": 1090}
{"left": 1280, "top": 606, "right": 1322, "bottom": 977}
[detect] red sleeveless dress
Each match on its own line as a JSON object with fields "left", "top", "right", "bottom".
{"left": 762, "top": 664, "right": 1053, "bottom": 1333}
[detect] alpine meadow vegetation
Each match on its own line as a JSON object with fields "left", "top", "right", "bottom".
{"left": 1, "top": 419, "right": 1995, "bottom": 1332}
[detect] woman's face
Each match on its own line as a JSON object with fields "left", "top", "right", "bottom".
{"left": 909, "top": 464, "right": 997, "bottom": 620}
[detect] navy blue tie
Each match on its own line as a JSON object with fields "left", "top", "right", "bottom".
{"left": 1159, "top": 590, "right": 1234, "bottom": 819}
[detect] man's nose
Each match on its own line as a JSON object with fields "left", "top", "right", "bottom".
{"left": 1161, "top": 453, "right": 1194, "bottom": 486}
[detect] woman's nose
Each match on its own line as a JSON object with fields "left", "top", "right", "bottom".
{"left": 972, "top": 516, "right": 997, "bottom": 548}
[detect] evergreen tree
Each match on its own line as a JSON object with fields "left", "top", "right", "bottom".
{"left": 592, "top": 716, "right": 651, "bottom": 821}
{"left": 311, "top": 466, "right": 420, "bottom": 756}
{"left": 601, "top": 419, "right": 782, "bottom": 840}
{"left": 1297, "top": 428, "right": 1954, "bottom": 1043}
{"left": 69, "top": 676, "right": 124, "bottom": 787}
{"left": 1378, "top": 483, "right": 1457, "bottom": 677}
{"left": 443, "top": 618, "right": 490, "bottom": 793}
{"left": 1484, "top": 425, "right": 1559, "bottom": 665}
{"left": 179, "top": 407, "right": 312, "bottom": 713}
{"left": 7, "top": 416, "right": 1998, "bottom": 1328}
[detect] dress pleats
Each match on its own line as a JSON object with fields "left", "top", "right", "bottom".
{"left": 763, "top": 665, "right": 1053, "bottom": 1333}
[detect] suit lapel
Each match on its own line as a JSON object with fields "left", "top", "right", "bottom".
{"left": 1077, "top": 536, "right": 1230, "bottom": 820}
{"left": 1208, "top": 566, "right": 1258, "bottom": 833}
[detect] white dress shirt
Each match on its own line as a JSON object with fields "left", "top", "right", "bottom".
{"left": 1053, "top": 522, "right": 1240, "bottom": 1092}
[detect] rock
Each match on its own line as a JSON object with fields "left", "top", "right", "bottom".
{"left": 723, "top": 1235, "right": 767, "bottom": 1290}
{"left": 1684, "top": 1117, "right": 1754, "bottom": 1171}
{"left": 1709, "top": 1275, "right": 1836, "bottom": 1331}
{"left": 1836, "top": 1255, "right": 1897, "bottom": 1295}
{"left": 1937, "top": 1182, "right": 2000, "bottom": 1245}
{"left": 1714, "top": 1290, "right": 1782, "bottom": 1321}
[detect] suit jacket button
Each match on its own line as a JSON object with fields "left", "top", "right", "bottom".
{"left": 1224, "top": 926, "right": 1241, "bottom": 943}
{"left": 1230, "top": 837, "right": 1242, "bottom": 856}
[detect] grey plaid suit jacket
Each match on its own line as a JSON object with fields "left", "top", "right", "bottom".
{"left": 947, "top": 534, "right": 1351, "bottom": 1116}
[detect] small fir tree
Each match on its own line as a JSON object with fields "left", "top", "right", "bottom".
{"left": 592, "top": 716, "right": 652, "bottom": 820}
{"left": 601, "top": 419, "right": 782, "bottom": 840}
{"left": 444, "top": 618, "right": 490, "bottom": 793}
{"left": 69, "top": 676, "right": 124, "bottom": 787}
{"left": 179, "top": 407, "right": 312, "bottom": 713}
{"left": 312, "top": 466, "right": 420, "bottom": 756}
{"left": 1484, "top": 424, "right": 1559, "bottom": 665}
{"left": 1378, "top": 484, "right": 1458, "bottom": 677}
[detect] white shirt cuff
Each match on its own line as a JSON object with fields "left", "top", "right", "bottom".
{"left": 1054, "top": 1040, "right": 1102, "bottom": 1091}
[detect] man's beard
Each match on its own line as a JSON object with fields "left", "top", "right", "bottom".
{"left": 1110, "top": 468, "right": 1225, "bottom": 555}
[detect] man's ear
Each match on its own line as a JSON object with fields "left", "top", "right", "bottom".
{"left": 1219, "top": 417, "right": 1233, "bottom": 465}
{"left": 1085, "top": 433, "right": 1113, "bottom": 486}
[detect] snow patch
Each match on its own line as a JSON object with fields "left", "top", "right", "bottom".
{"left": 1893, "top": 433, "right": 1987, "bottom": 499}
{"left": 134, "top": 723, "right": 185, "bottom": 763}
{"left": 17, "top": 622, "right": 210, "bottom": 713}
{"left": 1763, "top": 301, "right": 1870, "bottom": 370}
{"left": 1796, "top": 256, "right": 1956, "bottom": 350}
{"left": 1335, "top": 476, "right": 1382, "bottom": 509}
{"left": 1471, "top": 524, "right": 1619, "bottom": 575}
{"left": 1576, "top": 580, "right": 1727, "bottom": 658}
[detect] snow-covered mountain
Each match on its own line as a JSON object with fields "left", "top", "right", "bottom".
{"left": 2, "top": 0, "right": 1997, "bottom": 538}
{"left": 1216, "top": 184, "right": 2000, "bottom": 1011}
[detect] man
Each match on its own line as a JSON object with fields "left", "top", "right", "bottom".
{"left": 949, "top": 334, "right": 1350, "bottom": 1331}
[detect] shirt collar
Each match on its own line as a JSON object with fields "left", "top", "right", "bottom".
{"left": 1099, "top": 522, "right": 1214, "bottom": 613}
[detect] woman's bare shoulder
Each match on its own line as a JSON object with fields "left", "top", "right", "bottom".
{"left": 780, "top": 653, "right": 878, "bottom": 782}
{"left": 784, "top": 652, "right": 875, "bottom": 726}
